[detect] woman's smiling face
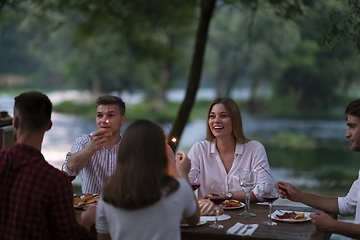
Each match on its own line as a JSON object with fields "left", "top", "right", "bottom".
{"left": 208, "top": 103, "right": 233, "bottom": 139}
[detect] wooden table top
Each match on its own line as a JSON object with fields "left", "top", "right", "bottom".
{"left": 181, "top": 204, "right": 335, "bottom": 240}
{"left": 75, "top": 203, "right": 336, "bottom": 240}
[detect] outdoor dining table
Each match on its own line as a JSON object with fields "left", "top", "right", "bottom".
{"left": 75, "top": 203, "right": 336, "bottom": 240}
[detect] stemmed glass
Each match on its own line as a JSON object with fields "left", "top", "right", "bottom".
{"left": 262, "top": 182, "right": 279, "bottom": 226}
{"left": 208, "top": 182, "right": 227, "bottom": 229}
{"left": 189, "top": 172, "right": 200, "bottom": 192}
{"left": 239, "top": 168, "right": 257, "bottom": 217}
{"left": 189, "top": 172, "right": 201, "bottom": 199}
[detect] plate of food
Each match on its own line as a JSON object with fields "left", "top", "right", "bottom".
{"left": 271, "top": 210, "right": 311, "bottom": 222}
{"left": 180, "top": 220, "right": 207, "bottom": 227}
{"left": 222, "top": 199, "right": 245, "bottom": 210}
{"left": 74, "top": 194, "right": 99, "bottom": 208}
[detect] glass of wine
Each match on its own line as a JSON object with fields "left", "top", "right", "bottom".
{"left": 239, "top": 168, "right": 257, "bottom": 217}
{"left": 189, "top": 172, "right": 200, "bottom": 192}
{"left": 208, "top": 182, "right": 227, "bottom": 229}
{"left": 262, "top": 182, "right": 279, "bottom": 226}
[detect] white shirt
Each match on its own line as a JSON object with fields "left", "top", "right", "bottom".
{"left": 63, "top": 133, "right": 121, "bottom": 194}
{"left": 96, "top": 178, "right": 196, "bottom": 240}
{"left": 188, "top": 139, "right": 273, "bottom": 201}
{"left": 338, "top": 170, "right": 360, "bottom": 224}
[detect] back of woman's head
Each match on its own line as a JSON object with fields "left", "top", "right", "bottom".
{"left": 102, "top": 119, "right": 179, "bottom": 210}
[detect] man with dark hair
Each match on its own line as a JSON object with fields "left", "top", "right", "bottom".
{"left": 278, "top": 98, "right": 360, "bottom": 239}
{"left": 0, "top": 91, "right": 95, "bottom": 240}
{"left": 63, "top": 95, "right": 126, "bottom": 193}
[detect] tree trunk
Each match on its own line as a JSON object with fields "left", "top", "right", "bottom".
{"left": 214, "top": 48, "right": 227, "bottom": 98}
{"left": 168, "top": 0, "right": 216, "bottom": 151}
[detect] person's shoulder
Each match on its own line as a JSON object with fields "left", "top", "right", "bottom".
{"left": 245, "top": 140, "right": 264, "bottom": 148}
{"left": 73, "top": 133, "right": 92, "bottom": 144}
{"left": 191, "top": 139, "right": 211, "bottom": 149}
{"left": 77, "top": 133, "right": 92, "bottom": 139}
{"left": 40, "top": 161, "right": 65, "bottom": 176}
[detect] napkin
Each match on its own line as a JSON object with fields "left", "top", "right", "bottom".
{"left": 226, "top": 222, "right": 258, "bottom": 236}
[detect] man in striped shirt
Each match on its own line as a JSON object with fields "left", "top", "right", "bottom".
{"left": 63, "top": 95, "right": 126, "bottom": 193}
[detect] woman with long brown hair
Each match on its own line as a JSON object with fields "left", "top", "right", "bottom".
{"left": 96, "top": 119, "right": 199, "bottom": 240}
{"left": 188, "top": 97, "right": 273, "bottom": 202}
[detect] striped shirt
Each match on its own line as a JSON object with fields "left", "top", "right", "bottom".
{"left": 63, "top": 133, "right": 121, "bottom": 194}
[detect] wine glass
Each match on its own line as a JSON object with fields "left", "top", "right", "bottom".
{"left": 208, "top": 182, "right": 227, "bottom": 229}
{"left": 239, "top": 168, "right": 257, "bottom": 217}
{"left": 189, "top": 172, "right": 201, "bottom": 199}
{"left": 262, "top": 182, "right": 279, "bottom": 226}
{"left": 189, "top": 172, "right": 200, "bottom": 191}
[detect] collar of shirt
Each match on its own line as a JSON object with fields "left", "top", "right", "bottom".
{"left": 209, "top": 139, "right": 245, "bottom": 157}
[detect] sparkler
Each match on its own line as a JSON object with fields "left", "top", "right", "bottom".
{"left": 171, "top": 137, "right": 177, "bottom": 146}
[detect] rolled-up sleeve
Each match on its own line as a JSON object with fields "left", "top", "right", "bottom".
{"left": 62, "top": 134, "right": 91, "bottom": 175}
{"left": 338, "top": 179, "right": 359, "bottom": 216}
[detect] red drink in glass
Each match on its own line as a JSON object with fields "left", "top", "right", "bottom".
{"left": 191, "top": 183, "right": 200, "bottom": 191}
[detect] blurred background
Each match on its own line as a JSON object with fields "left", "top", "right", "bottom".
{"left": 1, "top": 1, "right": 359, "bottom": 238}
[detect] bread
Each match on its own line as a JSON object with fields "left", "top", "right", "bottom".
{"left": 73, "top": 197, "right": 82, "bottom": 205}
{"left": 82, "top": 194, "right": 95, "bottom": 202}
{"left": 74, "top": 194, "right": 99, "bottom": 206}
{"left": 86, "top": 195, "right": 99, "bottom": 204}
{"left": 198, "top": 199, "right": 224, "bottom": 216}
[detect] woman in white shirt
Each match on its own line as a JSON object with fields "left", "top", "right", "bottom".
{"left": 188, "top": 97, "right": 273, "bottom": 202}
{"left": 96, "top": 119, "right": 200, "bottom": 240}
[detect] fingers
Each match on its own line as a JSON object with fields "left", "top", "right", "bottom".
{"left": 175, "top": 152, "right": 191, "bottom": 176}
{"left": 176, "top": 152, "right": 187, "bottom": 161}
{"left": 90, "top": 129, "right": 112, "bottom": 151}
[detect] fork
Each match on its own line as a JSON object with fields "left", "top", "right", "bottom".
{"left": 242, "top": 225, "right": 253, "bottom": 235}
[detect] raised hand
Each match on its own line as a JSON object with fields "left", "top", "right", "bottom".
{"left": 175, "top": 152, "right": 191, "bottom": 178}
{"left": 90, "top": 129, "right": 112, "bottom": 151}
{"left": 277, "top": 181, "right": 302, "bottom": 202}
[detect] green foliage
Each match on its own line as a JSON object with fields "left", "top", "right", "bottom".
{"left": 53, "top": 98, "right": 214, "bottom": 123}
{"left": 313, "top": 167, "right": 355, "bottom": 192}
{"left": 268, "top": 93, "right": 300, "bottom": 117}
{"left": 53, "top": 101, "right": 95, "bottom": 119}
{"left": 265, "top": 132, "right": 317, "bottom": 148}
{"left": 72, "top": 183, "right": 81, "bottom": 194}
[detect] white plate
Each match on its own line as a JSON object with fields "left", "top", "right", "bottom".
{"left": 271, "top": 210, "right": 311, "bottom": 222}
{"left": 223, "top": 200, "right": 245, "bottom": 210}
{"left": 200, "top": 214, "right": 231, "bottom": 222}
{"left": 180, "top": 220, "right": 207, "bottom": 227}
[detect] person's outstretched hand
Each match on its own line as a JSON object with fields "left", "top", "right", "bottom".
{"left": 90, "top": 129, "right": 112, "bottom": 151}
{"left": 277, "top": 181, "right": 302, "bottom": 202}
{"left": 175, "top": 152, "right": 191, "bottom": 179}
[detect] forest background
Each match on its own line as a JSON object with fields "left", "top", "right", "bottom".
{"left": 1, "top": 0, "right": 360, "bottom": 208}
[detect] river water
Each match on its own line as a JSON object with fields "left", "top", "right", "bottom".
{"left": 0, "top": 93, "right": 355, "bottom": 239}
